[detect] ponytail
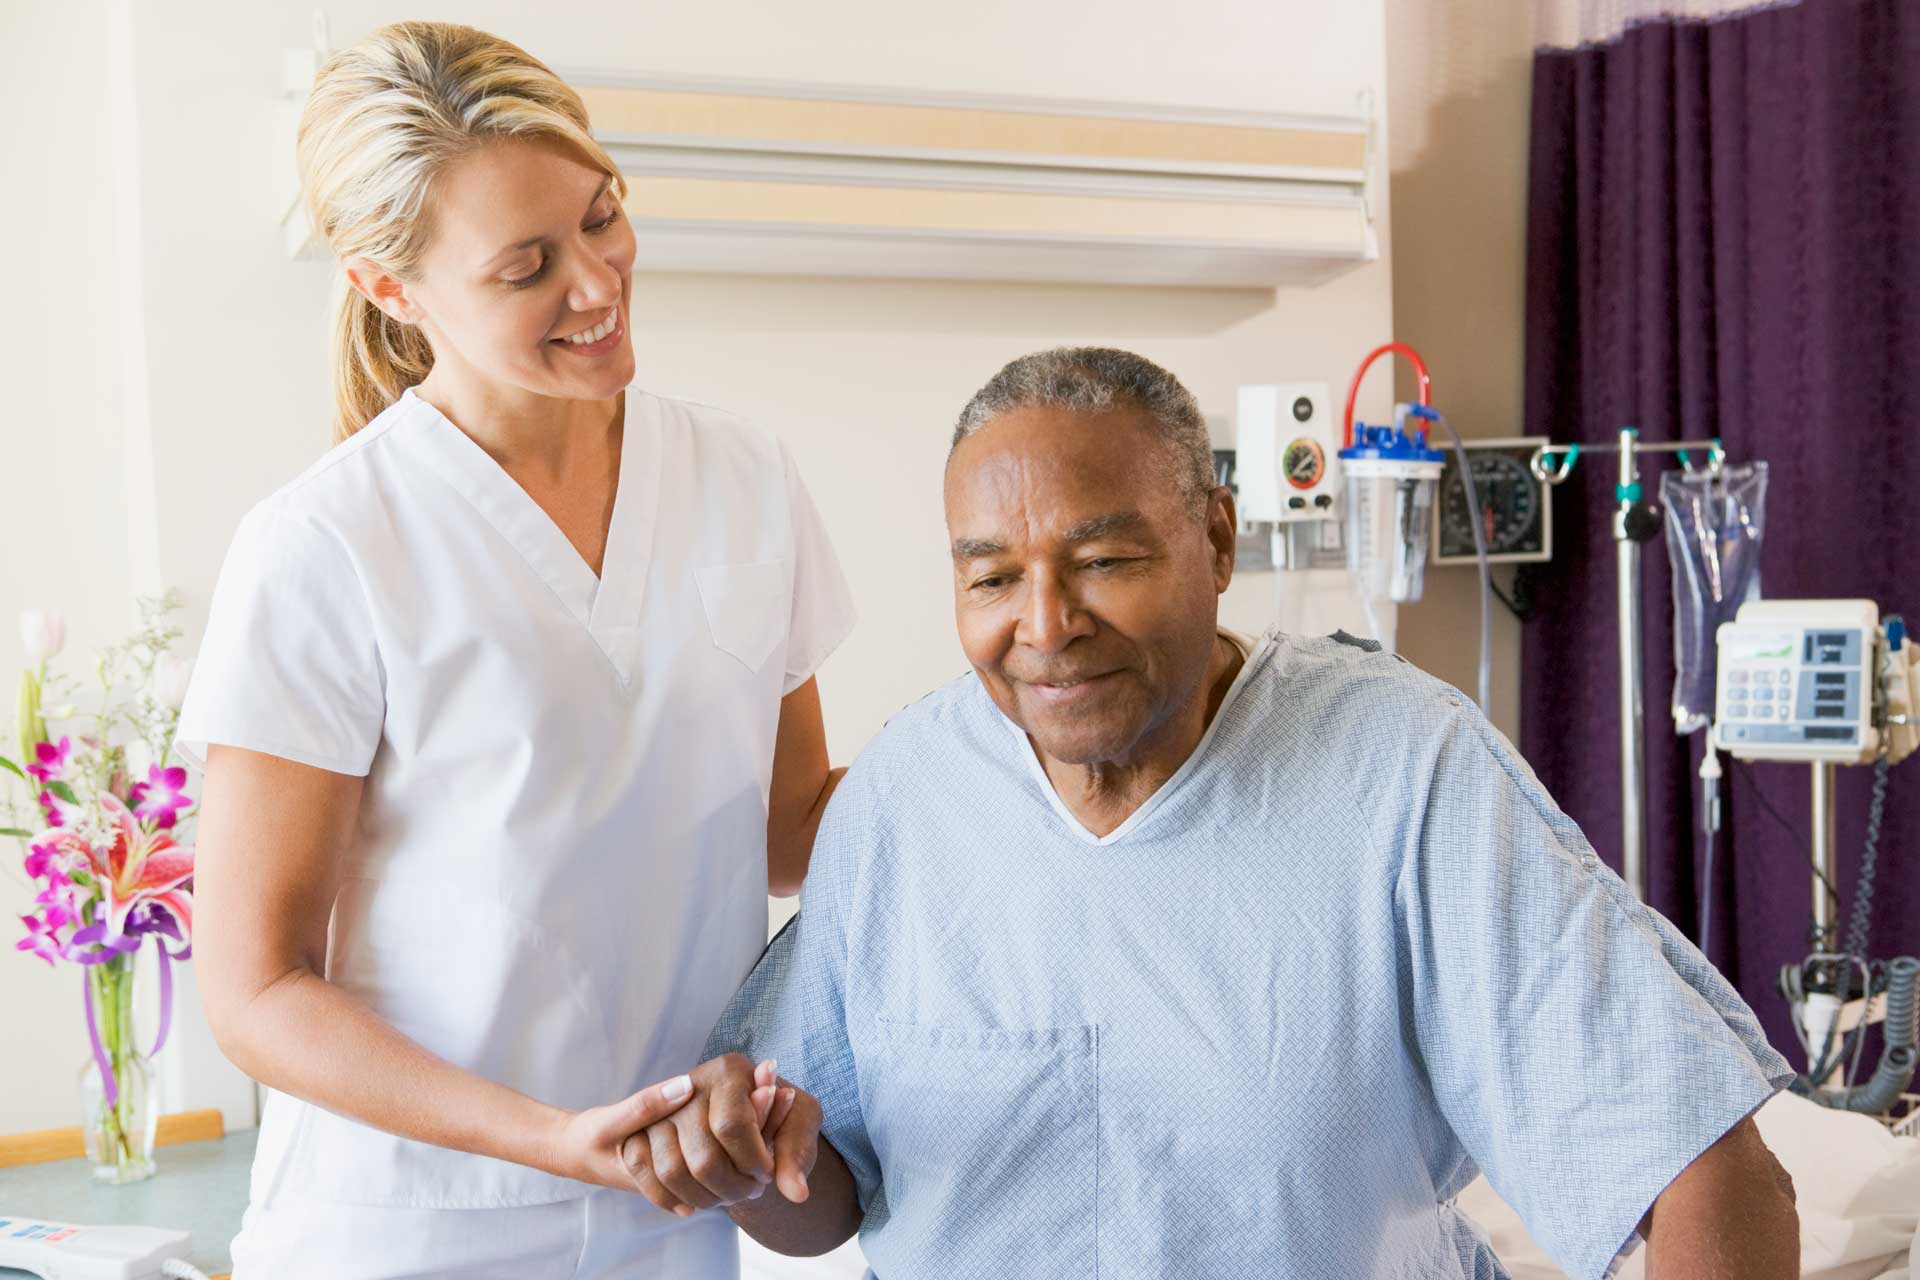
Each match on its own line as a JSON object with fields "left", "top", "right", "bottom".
{"left": 331, "top": 278, "right": 435, "bottom": 444}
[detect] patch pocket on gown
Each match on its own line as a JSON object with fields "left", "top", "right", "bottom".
{"left": 865, "top": 1019, "right": 1098, "bottom": 1279}
{"left": 694, "top": 558, "right": 789, "bottom": 673}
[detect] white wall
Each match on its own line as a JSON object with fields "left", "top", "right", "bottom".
{"left": 0, "top": 0, "right": 1398, "bottom": 1134}
{"left": 0, "top": 0, "right": 149, "bottom": 1142}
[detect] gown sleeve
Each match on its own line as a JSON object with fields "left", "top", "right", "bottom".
{"left": 1396, "top": 709, "right": 1792, "bottom": 1280}
{"left": 705, "top": 756, "right": 883, "bottom": 1209}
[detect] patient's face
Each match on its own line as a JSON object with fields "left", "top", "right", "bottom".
{"left": 945, "top": 405, "right": 1233, "bottom": 767}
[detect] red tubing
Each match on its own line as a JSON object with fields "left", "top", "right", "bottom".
{"left": 1341, "top": 342, "right": 1431, "bottom": 449}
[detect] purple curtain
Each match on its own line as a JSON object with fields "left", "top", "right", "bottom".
{"left": 1522, "top": 0, "right": 1920, "bottom": 1057}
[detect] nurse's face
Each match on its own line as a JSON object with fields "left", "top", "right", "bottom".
{"left": 946, "top": 405, "right": 1236, "bottom": 767}
{"left": 358, "top": 137, "right": 637, "bottom": 403}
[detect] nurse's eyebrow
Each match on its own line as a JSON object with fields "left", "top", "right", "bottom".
{"left": 479, "top": 178, "right": 616, "bottom": 268}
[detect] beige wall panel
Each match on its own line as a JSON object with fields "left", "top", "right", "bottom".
{"left": 580, "top": 85, "right": 1369, "bottom": 172}
{"left": 625, "top": 176, "right": 1359, "bottom": 247}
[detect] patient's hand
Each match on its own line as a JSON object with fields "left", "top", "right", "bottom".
{"left": 619, "top": 1054, "right": 822, "bottom": 1216}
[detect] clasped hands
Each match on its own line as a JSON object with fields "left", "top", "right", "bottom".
{"left": 553, "top": 1054, "right": 822, "bottom": 1217}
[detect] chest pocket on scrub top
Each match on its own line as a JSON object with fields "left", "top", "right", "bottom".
{"left": 693, "top": 558, "right": 789, "bottom": 673}
{"left": 866, "top": 1019, "right": 1098, "bottom": 1278}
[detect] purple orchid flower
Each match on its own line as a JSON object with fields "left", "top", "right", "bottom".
{"left": 16, "top": 905, "right": 75, "bottom": 967}
{"left": 128, "top": 764, "right": 193, "bottom": 830}
{"left": 36, "top": 790, "right": 72, "bottom": 828}
{"left": 32, "top": 864, "right": 74, "bottom": 910}
{"left": 24, "top": 839, "right": 59, "bottom": 879}
{"left": 25, "top": 736, "right": 72, "bottom": 783}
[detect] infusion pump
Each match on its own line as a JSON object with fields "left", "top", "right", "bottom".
{"left": 1714, "top": 600, "right": 1917, "bottom": 765}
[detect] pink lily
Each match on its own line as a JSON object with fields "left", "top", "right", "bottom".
{"left": 26, "top": 735, "right": 71, "bottom": 783}
{"left": 128, "top": 764, "right": 193, "bottom": 830}
{"left": 143, "top": 891, "right": 193, "bottom": 950}
{"left": 40, "top": 795, "right": 194, "bottom": 940}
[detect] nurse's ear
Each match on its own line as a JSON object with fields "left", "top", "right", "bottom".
{"left": 343, "top": 257, "right": 426, "bottom": 326}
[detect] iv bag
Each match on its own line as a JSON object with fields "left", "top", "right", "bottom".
{"left": 1663, "top": 462, "right": 1768, "bottom": 735}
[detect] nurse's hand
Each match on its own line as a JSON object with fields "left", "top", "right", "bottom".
{"left": 619, "top": 1054, "right": 801, "bottom": 1215}
{"left": 544, "top": 1073, "right": 698, "bottom": 1193}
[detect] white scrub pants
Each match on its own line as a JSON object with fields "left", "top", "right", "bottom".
{"left": 229, "top": 1189, "right": 738, "bottom": 1279}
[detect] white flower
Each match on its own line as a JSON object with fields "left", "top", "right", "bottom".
{"left": 20, "top": 609, "right": 66, "bottom": 666}
{"left": 152, "top": 653, "right": 192, "bottom": 710}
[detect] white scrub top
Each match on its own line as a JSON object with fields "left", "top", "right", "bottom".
{"left": 176, "top": 386, "right": 856, "bottom": 1210}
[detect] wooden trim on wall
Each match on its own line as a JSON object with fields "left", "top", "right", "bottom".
{"left": 577, "top": 84, "right": 1369, "bottom": 174}
{"left": 622, "top": 176, "right": 1361, "bottom": 249}
{"left": 0, "top": 1107, "right": 225, "bottom": 1169}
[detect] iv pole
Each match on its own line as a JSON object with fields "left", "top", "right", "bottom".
{"left": 1532, "top": 428, "right": 1724, "bottom": 901}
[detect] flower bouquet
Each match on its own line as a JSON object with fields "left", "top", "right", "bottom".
{"left": 5, "top": 597, "right": 195, "bottom": 1183}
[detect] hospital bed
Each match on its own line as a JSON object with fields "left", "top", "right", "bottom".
{"left": 1458, "top": 1092, "right": 1920, "bottom": 1279}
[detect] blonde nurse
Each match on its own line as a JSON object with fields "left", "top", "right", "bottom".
{"left": 176, "top": 23, "right": 845, "bottom": 1278}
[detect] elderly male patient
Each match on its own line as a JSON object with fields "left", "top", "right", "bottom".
{"left": 676, "top": 348, "right": 1799, "bottom": 1277}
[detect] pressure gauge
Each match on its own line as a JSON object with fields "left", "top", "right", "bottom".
{"left": 1431, "top": 436, "right": 1552, "bottom": 564}
{"left": 1281, "top": 438, "right": 1325, "bottom": 490}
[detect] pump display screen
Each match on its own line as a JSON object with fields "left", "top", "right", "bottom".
{"left": 1716, "top": 619, "right": 1874, "bottom": 761}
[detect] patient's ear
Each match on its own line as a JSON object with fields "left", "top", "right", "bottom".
{"left": 1207, "top": 486, "right": 1237, "bottom": 591}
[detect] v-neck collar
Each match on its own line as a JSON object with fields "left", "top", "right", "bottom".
{"left": 1000, "top": 630, "right": 1279, "bottom": 846}
{"left": 396, "top": 387, "right": 662, "bottom": 686}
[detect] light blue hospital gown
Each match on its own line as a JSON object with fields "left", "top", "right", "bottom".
{"left": 707, "top": 630, "right": 1792, "bottom": 1279}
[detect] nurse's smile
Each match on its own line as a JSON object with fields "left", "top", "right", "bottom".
{"left": 551, "top": 305, "right": 624, "bottom": 356}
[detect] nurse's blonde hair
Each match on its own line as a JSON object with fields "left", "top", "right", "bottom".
{"left": 297, "top": 22, "right": 626, "bottom": 443}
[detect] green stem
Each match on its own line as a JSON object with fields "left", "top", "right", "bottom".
{"left": 87, "top": 959, "right": 136, "bottom": 1167}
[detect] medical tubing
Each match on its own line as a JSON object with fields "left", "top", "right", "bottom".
{"left": 1697, "top": 746, "right": 1721, "bottom": 956}
{"left": 1699, "top": 820, "right": 1716, "bottom": 954}
{"left": 1810, "top": 750, "right": 1895, "bottom": 1085}
{"left": 1831, "top": 956, "right": 1920, "bottom": 1115}
{"left": 1844, "top": 754, "right": 1891, "bottom": 966}
{"left": 1806, "top": 954, "right": 1869, "bottom": 1090}
{"left": 162, "top": 1261, "right": 213, "bottom": 1280}
{"left": 1419, "top": 407, "right": 1493, "bottom": 713}
{"left": 1341, "top": 342, "right": 1431, "bottom": 449}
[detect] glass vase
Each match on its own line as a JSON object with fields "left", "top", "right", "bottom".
{"left": 78, "top": 954, "right": 158, "bottom": 1183}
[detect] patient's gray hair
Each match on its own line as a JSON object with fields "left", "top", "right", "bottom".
{"left": 950, "top": 347, "right": 1214, "bottom": 519}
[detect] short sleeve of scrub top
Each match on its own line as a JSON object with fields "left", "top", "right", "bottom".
{"left": 175, "top": 499, "right": 385, "bottom": 774}
{"left": 778, "top": 442, "right": 856, "bottom": 696}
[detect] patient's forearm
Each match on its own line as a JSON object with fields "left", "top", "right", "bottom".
{"left": 728, "top": 1136, "right": 863, "bottom": 1255}
{"left": 1645, "top": 1204, "right": 1796, "bottom": 1279}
